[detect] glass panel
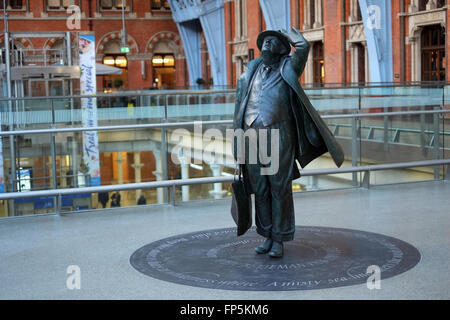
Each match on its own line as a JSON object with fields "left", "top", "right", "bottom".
{"left": 359, "top": 85, "right": 444, "bottom": 185}
{"left": 1, "top": 86, "right": 448, "bottom": 218}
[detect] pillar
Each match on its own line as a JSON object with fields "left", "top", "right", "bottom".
{"left": 153, "top": 151, "right": 164, "bottom": 204}
{"left": 209, "top": 164, "right": 227, "bottom": 199}
{"left": 114, "top": 152, "right": 125, "bottom": 204}
{"left": 181, "top": 163, "right": 190, "bottom": 202}
{"left": 131, "top": 151, "right": 144, "bottom": 203}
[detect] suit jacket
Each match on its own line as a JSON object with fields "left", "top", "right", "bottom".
{"left": 233, "top": 31, "right": 344, "bottom": 179}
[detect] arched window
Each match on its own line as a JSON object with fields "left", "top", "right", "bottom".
{"left": 356, "top": 0, "right": 362, "bottom": 21}
{"left": 102, "top": 39, "right": 128, "bottom": 90}
{"left": 313, "top": 42, "right": 324, "bottom": 87}
{"left": 418, "top": 0, "right": 428, "bottom": 11}
{"left": 421, "top": 25, "right": 446, "bottom": 81}
{"left": 356, "top": 43, "right": 365, "bottom": 84}
{"left": 0, "top": 0, "right": 23, "bottom": 9}
{"left": 151, "top": 0, "right": 170, "bottom": 10}
{"left": 151, "top": 40, "right": 176, "bottom": 88}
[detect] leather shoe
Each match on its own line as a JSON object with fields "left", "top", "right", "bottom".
{"left": 255, "top": 238, "right": 273, "bottom": 254}
{"left": 268, "top": 241, "right": 283, "bottom": 258}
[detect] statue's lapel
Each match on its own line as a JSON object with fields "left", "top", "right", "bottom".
{"left": 243, "top": 58, "right": 262, "bottom": 92}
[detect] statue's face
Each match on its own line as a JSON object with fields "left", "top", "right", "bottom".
{"left": 261, "top": 35, "right": 284, "bottom": 56}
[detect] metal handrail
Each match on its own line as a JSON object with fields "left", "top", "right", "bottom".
{"left": 0, "top": 89, "right": 236, "bottom": 101}
{"left": 1, "top": 109, "right": 449, "bottom": 137}
{"left": 0, "top": 80, "right": 449, "bottom": 101}
{"left": 0, "top": 159, "right": 448, "bottom": 203}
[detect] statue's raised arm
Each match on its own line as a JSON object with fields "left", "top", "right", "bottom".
{"left": 280, "top": 27, "right": 310, "bottom": 76}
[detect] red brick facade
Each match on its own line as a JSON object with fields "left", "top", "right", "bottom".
{"left": 0, "top": 0, "right": 187, "bottom": 90}
{"left": 1, "top": 1, "right": 449, "bottom": 89}
{"left": 224, "top": 0, "right": 449, "bottom": 87}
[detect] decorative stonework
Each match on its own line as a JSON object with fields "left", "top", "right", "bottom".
{"left": 146, "top": 31, "right": 182, "bottom": 58}
{"left": 43, "top": 34, "right": 77, "bottom": 49}
{"left": 348, "top": 22, "right": 366, "bottom": 44}
{"left": 406, "top": 9, "right": 446, "bottom": 81}
{"left": 302, "top": 28, "right": 324, "bottom": 43}
{"left": 0, "top": 36, "right": 33, "bottom": 49}
{"left": 96, "top": 31, "right": 139, "bottom": 55}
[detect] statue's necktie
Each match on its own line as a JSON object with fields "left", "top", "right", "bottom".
{"left": 262, "top": 66, "right": 271, "bottom": 80}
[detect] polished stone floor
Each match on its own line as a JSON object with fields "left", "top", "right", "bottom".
{"left": 0, "top": 180, "right": 449, "bottom": 300}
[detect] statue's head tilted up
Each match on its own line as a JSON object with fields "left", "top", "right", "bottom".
{"left": 256, "top": 30, "right": 291, "bottom": 65}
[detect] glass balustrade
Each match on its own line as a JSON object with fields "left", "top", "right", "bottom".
{"left": 0, "top": 84, "right": 449, "bottom": 218}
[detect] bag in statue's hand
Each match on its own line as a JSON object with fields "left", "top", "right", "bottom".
{"left": 231, "top": 166, "right": 252, "bottom": 236}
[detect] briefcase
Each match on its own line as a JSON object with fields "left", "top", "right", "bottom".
{"left": 231, "top": 166, "right": 252, "bottom": 236}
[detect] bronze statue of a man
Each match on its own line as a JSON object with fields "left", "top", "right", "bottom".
{"left": 233, "top": 27, "right": 344, "bottom": 258}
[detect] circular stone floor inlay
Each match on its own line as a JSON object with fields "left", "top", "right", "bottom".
{"left": 130, "top": 226, "right": 421, "bottom": 291}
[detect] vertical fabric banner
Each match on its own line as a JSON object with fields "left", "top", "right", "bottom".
{"left": 0, "top": 83, "right": 6, "bottom": 193}
{"left": 0, "top": 123, "right": 4, "bottom": 193}
{"left": 79, "top": 33, "right": 101, "bottom": 186}
{"left": 358, "top": 0, "right": 393, "bottom": 83}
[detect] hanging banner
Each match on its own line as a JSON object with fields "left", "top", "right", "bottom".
{"left": 0, "top": 126, "right": 4, "bottom": 193}
{"left": 0, "top": 83, "right": 6, "bottom": 193}
{"left": 79, "top": 33, "right": 101, "bottom": 186}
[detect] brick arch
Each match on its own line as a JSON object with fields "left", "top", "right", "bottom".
{"left": 43, "top": 34, "right": 77, "bottom": 49}
{"left": 96, "top": 31, "right": 139, "bottom": 55}
{"left": 146, "top": 31, "right": 182, "bottom": 57}
{"left": 0, "top": 36, "right": 33, "bottom": 49}
{"left": 44, "top": 38, "right": 61, "bottom": 49}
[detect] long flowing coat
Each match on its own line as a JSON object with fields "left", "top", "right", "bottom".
{"left": 233, "top": 32, "right": 344, "bottom": 184}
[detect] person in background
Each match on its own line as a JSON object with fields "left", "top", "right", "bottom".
{"left": 137, "top": 195, "right": 147, "bottom": 205}
{"left": 110, "top": 192, "right": 121, "bottom": 207}
{"left": 98, "top": 192, "right": 109, "bottom": 208}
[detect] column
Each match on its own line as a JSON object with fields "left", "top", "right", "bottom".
{"left": 114, "top": 152, "right": 126, "bottom": 203}
{"left": 303, "top": 0, "right": 311, "bottom": 29}
{"left": 363, "top": 41, "right": 370, "bottom": 83}
{"left": 153, "top": 151, "right": 164, "bottom": 204}
{"left": 313, "top": 0, "right": 322, "bottom": 28}
{"left": 305, "top": 46, "right": 314, "bottom": 84}
{"left": 350, "top": 43, "right": 357, "bottom": 83}
{"left": 181, "top": 163, "right": 190, "bottom": 202}
{"left": 427, "top": 0, "right": 437, "bottom": 10}
{"left": 409, "top": 36, "right": 418, "bottom": 82}
{"left": 131, "top": 151, "right": 144, "bottom": 202}
{"left": 209, "top": 164, "right": 227, "bottom": 199}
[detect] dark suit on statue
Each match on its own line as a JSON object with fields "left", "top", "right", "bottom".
{"left": 233, "top": 29, "right": 344, "bottom": 242}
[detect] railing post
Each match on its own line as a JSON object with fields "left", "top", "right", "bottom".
{"left": 444, "top": 165, "right": 450, "bottom": 181}
{"left": 50, "top": 99, "right": 59, "bottom": 214}
{"left": 383, "top": 113, "right": 389, "bottom": 152}
{"left": 171, "top": 184, "right": 176, "bottom": 206}
{"left": 161, "top": 94, "right": 169, "bottom": 203}
{"left": 433, "top": 108, "right": 441, "bottom": 179}
{"left": 362, "top": 170, "right": 370, "bottom": 188}
{"left": 351, "top": 113, "right": 359, "bottom": 186}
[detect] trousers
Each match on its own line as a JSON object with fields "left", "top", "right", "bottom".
{"left": 243, "top": 116, "right": 297, "bottom": 242}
